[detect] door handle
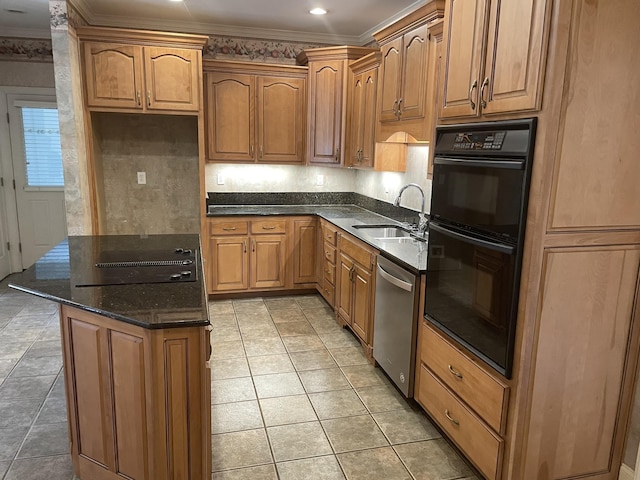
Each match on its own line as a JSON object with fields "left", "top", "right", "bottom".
{"left": 222, "top": 227, "right": 237, "bottom": 231}
{"left": 480, "top": 77, "right": 489, "bottom": 108}
{"left": 448, "top": 365, "right": 463, "bottom": 379}
{"left": 252, "top": 239, "right": 256, "bottom": 252}
{"left": 243, "top": 241, "right": 247, "bottom": 253}
{"left": 136, "top": 90, "right": 141, "bottom": 106}
{"left": 392, "top": 99, "right": 398, "bottom": 116}
{"left": 397, "top": 98, "right": 403, "bottom": 117}
{"left": 445, "top": 409, "right": 459, "bottom": 426}
{"left": 262, "top": 225, "right": 276, "bottom": 230}
{"left": 377, "top": 264, "right": 413, "bottom": 292}
{"left": 146, "top": 90, "right": 151, "bottom": 108}
{"left": 468, "top": 79, "right": 477, "bottom": 110}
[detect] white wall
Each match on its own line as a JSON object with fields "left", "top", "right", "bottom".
{"left": 204, "top": 145, "right": 431, "bottom": 213}
{"left": 0, "top": 61, "right": 55, "bottom": 88}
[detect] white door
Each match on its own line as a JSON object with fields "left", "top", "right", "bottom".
{"left": 7, "top": 95, "right": 66, "bottom": 268}
{"left": 0, "top": 187, "right": 10, "bottom": 280}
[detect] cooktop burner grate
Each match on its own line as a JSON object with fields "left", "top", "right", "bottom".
{"left": 96, "top": 259, "right": 193, "bottom": 268}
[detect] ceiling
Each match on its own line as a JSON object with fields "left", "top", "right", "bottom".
{"left": 0, "top": 0, "right": 428, "bottom": 45}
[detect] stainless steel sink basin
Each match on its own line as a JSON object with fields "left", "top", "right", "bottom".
{"left": 351, "top": 224, "right": 413, "bottom": 238}
{"left": 373, "top": 236, "right": 426, "bottom": 244}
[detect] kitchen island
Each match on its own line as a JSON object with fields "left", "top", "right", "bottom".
{"left": 8, "top": 234, "right": 211, "bottom": 480}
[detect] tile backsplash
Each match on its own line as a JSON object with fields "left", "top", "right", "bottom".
{"left": 204, "top": 145, "right": 432, "bottom": 213}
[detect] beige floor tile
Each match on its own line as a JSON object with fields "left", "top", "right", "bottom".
{"left": 298, "top": 368, "right": 351, "bottom": 393}
{"left": 239, "top": 322, "right": 280, "bottom": 339}
{"left": 34, "top": 395, "right": 68, "bottom": 425}
{"left": 211, "top": 377, "right": 256, "bottom": 405}
{"left": 210, "top": 326, "right": 241, "bottom": 343}
{"left": 0, "top": 425, "right": 29, "bottom": 460}
{"left": 212, "top": 400, "right": 263, "bottom": 434}
{"left": 267, "top": 421, "right": 332, "bottom": 462}
{"left": 319, "top": 331, "right": 361, "bottom": 348}
{"left": 328, "top": 347, "right": 369, "bottom": 367}
{"left": 296, "top": 296, "right": 329, "bottom": 310}
{"left": 4, "top": 454, "right": 74, "bottom": 480}
{"left": 340, "top": 365, "right": 389, "bottom": 389}
{"left": 277, "top": 455, "right": 345, "bottom": 480}
{"left": 209, "top": 302, "right": 235, "bottom": 316}
{"left": 356, "top": 384, "right": 412, "bottom": 414}
{"left": 264, "top": 297, "right": 301, "bottom": 311}
{"left": 17, "top": 422, "right": 69, "bottom": 458}
{"left": 212, "top": 429, "right": 273, "bottom": 472}
{"left": 248, "top": 354, "right": 295, "bottom": 376}
{"left": 275, "top": 321, "right": 316, "bottom": 337}
{"left": 289, "top": 349, "right": 336, "bottom": 371}
{"left": 253, "top": 372, "right": 305, "bottom": 399}
{"left": 0, "top": 374, "right": 56, "bottom": 400}
{"left": 259, "top": 395, "right": 317, "bottom": 426}
{"left": 269, "top": 309, "right": 306, "bottom": 323}
{"left": 210, "top": 314, "right": 238, "bottom": 329}
{"left": 309, "top": 319, "right": 345, "bottom": 334}
{"left": 337, "top": 447, "right": 411, "bottom": 480}
{"left": 282, "top": 335, "right": 325, "bottom": 353}
{"left": 309, "top": 390, "right": 368, "bottom": 420}
{"left": 393, "top": 438, "right": 474, "bottom": 480}
{"left": 243, "top": 337, "right": 286, "bottom": 357}
{"left": 322, "top": 415, "right": 388, "bottom": 453}
{"left": 211, "top": 340, "right": 245, "bottom": 360}
{"left": 211, "top": 357, "right": 251, "bottom": 380}
{"left": 212, "top": 464, "right": 278, "bottom": 480}
{"left": 372, "top": 410, "right": 441, "bottom": 445}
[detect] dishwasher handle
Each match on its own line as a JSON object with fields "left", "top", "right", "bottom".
{"left": 377, "top": 264, "right": 413, "bottom": 292}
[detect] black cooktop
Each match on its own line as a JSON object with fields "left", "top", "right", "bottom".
{"left": 75, "top": 247, "right": 198, "bottom": 287}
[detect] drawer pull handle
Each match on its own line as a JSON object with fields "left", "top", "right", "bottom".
{"left": 445, "top": 409, "right": 459, "bottom": 426}
{"left": 262, "top": 225, "right": 276, "bottom": 230}
{"left": 222, "top": 227, "right": 237, "bottom": 231}
{"left": 448, "top": 365, "right": 463, "bottom": 379}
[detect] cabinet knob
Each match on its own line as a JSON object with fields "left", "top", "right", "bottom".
{"left": 468, "top": 80, "right": 478, "bottom": 111}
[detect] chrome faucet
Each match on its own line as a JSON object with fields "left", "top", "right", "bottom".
{"left": 394, "top": 183, "right": 428, "bottom": 235}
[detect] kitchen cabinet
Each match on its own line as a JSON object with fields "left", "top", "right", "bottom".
{"left": 204, "top": 61, "right": 307, "bottom": 164}
{"left": 336, "top": 231, "right": 377, "bottom": 359}
{"left": 438, "top": 0, "right": 550, "bottom": 120}
{"left": 346, "top": 53, "right": 380, "bottom": 169}
{"left": 318, "top": 219, "right": 338, "bottom": 306}
{"left": 208, "top": 218, "right": 286, "bottom": 292}
{"left": 373, "top": 0, "right": 444, "bottom": 142}
{"left": 80, "top": 30, "right": 205, "bottom": 113}
{"left": 297, "top": 46, "right": 376, "bottom": 166}
{"left": 292, "top": 217, "right": 318, "bottom": 285}
{"left": 60, "top": 305, "right": 210, "bottom": 480}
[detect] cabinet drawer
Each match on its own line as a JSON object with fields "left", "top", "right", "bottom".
{"left": 209, "top": 220, "right": 249, "bottom": 236}
{"left": 251, "top": 219, "right": 287, "bottom": 234}
{"left": 323, "top": 244, "right": 336, "bottom": 264}
{"left": 322, "top": 222, "right": 338, "bottom": 246}
{"left": 420, "top": 366, "right": 502, "bottom": 480}
{"left": 323, "top": 259, "right": 336, "bottom": 285}
{"left": 320, "top": 278, "right": 335, "bottom": 306}
{"left": 339, "top": 233, "right": 375, "bottom": 270}
{"left": 421, "top": 323, "right": 507, "bottom": 434}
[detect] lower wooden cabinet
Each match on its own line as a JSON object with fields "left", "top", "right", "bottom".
{"left": 318, "top": 219, "right": 338, "bottom": 307}
{"left": 335, "top": 231, "right": 377, "bottom": 359}
{"left": 207, "top": 216, "right": 316, "bottom": 294}
{"left": 60, "top": 305, "right": 211, "bottom": 480}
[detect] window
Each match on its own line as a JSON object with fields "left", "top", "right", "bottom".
{"left": 18, "top": 105, "right": 64, "bottom": 188}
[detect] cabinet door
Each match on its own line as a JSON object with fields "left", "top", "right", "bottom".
{"left": 439, "top": 0, "right": 487, "bottom": 119}
{"left": 210, "top": 236, "right": 249, "bottom": 291}
{"left": 251, "top": 235, "right": 286, "bottom": 289}
{"left": 348, "top": 72, "right": 365, "bottom": 167}
{"left": 308, "top": 60, "right": 344, "bottom": 165}
{"left": 481, "top": 0, "right": 549, "bottom": 115}
{"left": 360, "top": 70, "right": 377, "bottom": 168}
{"left": 206, "top": 73, "right": 255, "bottom": 162}
{"left": 336, "top": 253, "right": 354, "bottom": 325}
{"left": 378, "top": 38, "right": 403, "bottom": 123}
{"left": 83, "top": 42, "right": 144, "bottom": 109}
{"left": 257, "top": 76, "right": 305, "bottom": 164}
{"left": 293, "top": 218, "right": 317, "bottom": 284}
{"left": 144, "top": 47, "right": 199, "bottom": 112}
{"left": 351, "top": 263, "right": 373, "bottom": 344}
{"left": 399, "top": 24, "right": 429, "bottom": 121}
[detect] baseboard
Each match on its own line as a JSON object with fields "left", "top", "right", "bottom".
{"left": 619, "top": 463, "right": 634, "bottom": 480}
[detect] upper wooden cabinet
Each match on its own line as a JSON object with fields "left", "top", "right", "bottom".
{"left": 297, "top": 47, "right": 376, "bottom": 166}
{"left": 438, "top": 0, "right": 551, "bottom": 120}
{"left": 346, "top": 53, "right": 380, "bottom": 169}
{"left": 78, "top": 28, "right": 207, "bottom": 113}
{"left": 204, "top": 61, "right": 307, "bottom": 164}
{"left": 373, "top": 0, "right": 445, "bottom": 142}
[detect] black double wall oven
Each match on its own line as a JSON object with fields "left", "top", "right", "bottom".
{"left": 425, "top": 119, "right": 537, "bottom": 378}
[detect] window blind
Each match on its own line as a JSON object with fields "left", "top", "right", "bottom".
{"left": 20, "top": 107, "right": 64, "bottom": 187}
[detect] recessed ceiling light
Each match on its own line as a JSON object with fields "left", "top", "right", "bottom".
{"left": 310, "top": 8, "right": 327, "bottom": 15}
{"left": 168, "top": 0, "right": 183, "bottom": 2}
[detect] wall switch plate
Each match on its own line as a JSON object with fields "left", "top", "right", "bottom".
{"left": 217, "top": 173, "right": 224, "bottom": 185}
{"left": 316, "top": 174, "right": 324, "bottom": 186}
{"left": 137, "top": 171, "right": 146, "bottom": 185}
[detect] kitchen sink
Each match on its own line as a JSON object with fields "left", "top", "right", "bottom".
{"left": 351, "top": 224, "right": 413, "bottom": 238}
{"left": 373, "top": 236, "right": 426, "bottom": 244}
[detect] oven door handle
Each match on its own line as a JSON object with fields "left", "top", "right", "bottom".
{"left": 429, "top": 223, "right": 515, "bottom": 255}
{"left": 377, "top": 264, "right": 413, "bottom": 292}
{"left": 434, "top": 156, "right": 525, "bottom": 170}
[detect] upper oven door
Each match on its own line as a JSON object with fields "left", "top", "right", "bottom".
{"left": 431, "top": 156, "right": 527, "bottom": 240}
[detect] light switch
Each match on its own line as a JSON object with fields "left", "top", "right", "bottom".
{"left": 316, "top": 174, "right": 324, "bottom": 186}
{"left": 217, "top": 173, "right": 224, "bottom": 185}
{"left": 137, "top": 171, "right": 146, "bottom": 185}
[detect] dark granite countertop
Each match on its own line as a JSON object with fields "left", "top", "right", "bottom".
{"left": 8, "top": 234, "right": 209, "bottom": 329}
{"left": 207, "top": 203, "right": 428, "bottom": 273}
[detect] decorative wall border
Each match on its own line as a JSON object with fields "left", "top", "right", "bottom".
{"left": 0, "top": 38, "right": 53, "bottom": 62}
{"left": 204, "top": 35, "right": 326, "bottom": 64}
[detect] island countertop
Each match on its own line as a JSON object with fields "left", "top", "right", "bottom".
{"left": 8, "top": 234, "right": 209, "bottom": 329}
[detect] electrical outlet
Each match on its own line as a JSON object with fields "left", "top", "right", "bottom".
{"left": 217, "top": 173, "right": 224, "bottom": 185}
{"left": 137, "top": 171, "right": 146, "bottom": 185}
{"left": 316, "top": 174, "right": 324, "bottom": 186}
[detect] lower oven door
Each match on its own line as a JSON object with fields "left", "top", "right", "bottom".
{"left": 425, "top": 222, "right": 518, "bottom": 377}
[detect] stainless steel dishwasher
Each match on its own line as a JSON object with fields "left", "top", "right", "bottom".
{"left": 373, "top": 255, "right": 420, "bottom": 397}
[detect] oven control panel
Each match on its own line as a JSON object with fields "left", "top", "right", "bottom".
{"left": 452, "top": 131, "right": 506, "bottom": 151}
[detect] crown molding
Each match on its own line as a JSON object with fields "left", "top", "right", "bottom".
{"left": 358, "top": 0, "right": 428, "bottom": 44}
{"left": 0, "top": 27, "right": 51, "bottom": 39}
